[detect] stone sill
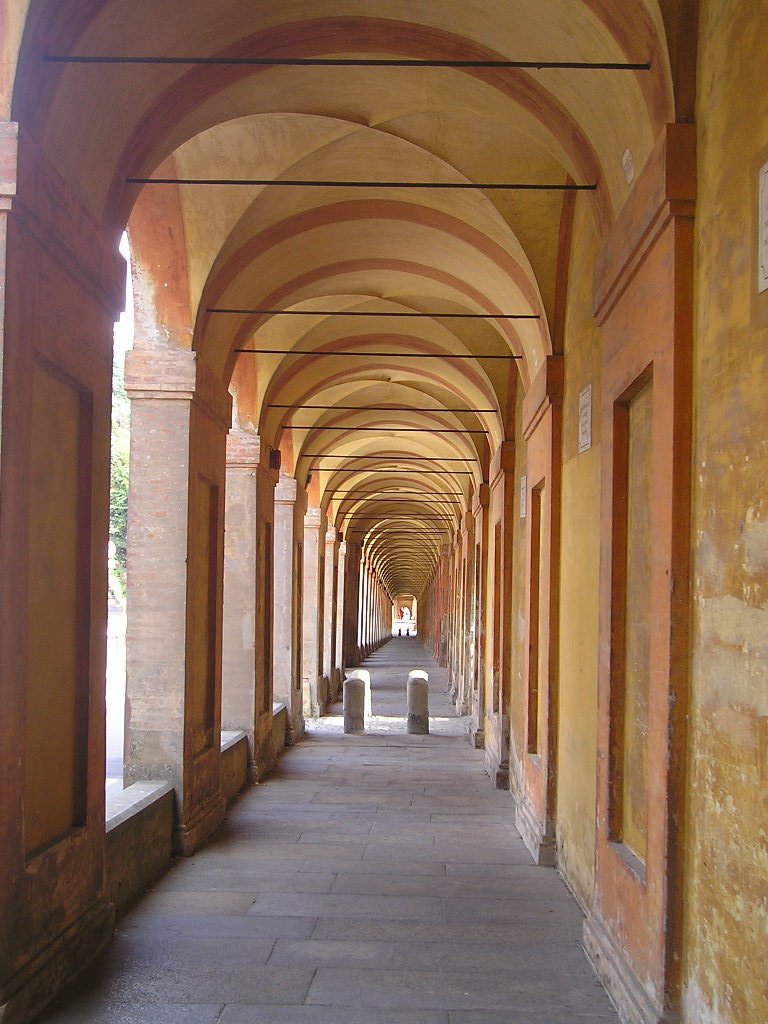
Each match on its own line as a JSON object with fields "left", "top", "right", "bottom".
{"left": 106, "top": 781, "right": 173, "bottom": 834}
{"left": 221, "top": 728, "right": 248, "bottom": 753}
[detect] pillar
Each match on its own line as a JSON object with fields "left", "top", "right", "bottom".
{"left": 342, "top": 541, "right": 361, "bottom": 670}
{"left": 221, "top": 431, "right": 279, "bottom": 782}
{"left": 322, "top": 527, "right": 338, "bottom": 700}
{"left": 0, "top": 124, "right": 123, "bottom": 1021}
{"left": 512, "top": 356, "right": 563, "bottom": 865}
{"left": 334, "top": 541, "right": 347, "bottom": 688}
{"left": 484, "top": 440, "right": 516, "bottom": 789}
{"left": 302, "top": 507, "right": 323, "bottom": 716}
{"left": 124, "top": 348, "right": 231, "bottom": 854}
{"left": 583, "top": 124, "right": 695, "bottom": 1024}
{"left": 273, "top": 472, "right": 304, "bottom": 742}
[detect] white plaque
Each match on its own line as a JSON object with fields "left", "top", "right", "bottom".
{"left": 520, "top": 474, "right": 527, "bottom": 519}
{"left": 760, "top": 160, "right": 768, "bottom": 293}
{"left": 578, "top": 383, "right": 592, "bottom": 453}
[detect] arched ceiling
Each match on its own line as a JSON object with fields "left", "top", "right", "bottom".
{"left": 12, "top": 0, "right": 677, "bottom": 598}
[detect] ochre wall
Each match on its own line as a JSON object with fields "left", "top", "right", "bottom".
{"left": 554, "top": 194, "right": 601, "bottom": 907}
{"left": 685, "top": 4, "right": 768, "bottom": 1022}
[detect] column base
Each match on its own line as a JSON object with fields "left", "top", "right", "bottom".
{"left": 175, "top": 791, "right": 226, "bottom": 856}
{"left": 0, "top": 895, "right": 114, "bottom": 1024}
{"left": 513, "top": 794, "right": 556, "bottom": 867}
{"left": 583, "top": 912, "right": 670, "bottom": 1024}
{"left": 468, "top": 722, "right": 485, "bottom": 749}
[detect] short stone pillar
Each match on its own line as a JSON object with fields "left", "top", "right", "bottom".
{"left": 407, "top": 670, "right": 430, "bottom": 734}
{"left": 346, "top": 668, "right": 372, "bottom": 719}
{"left": 343, "top": 677, "right": 365, "bottom": 733}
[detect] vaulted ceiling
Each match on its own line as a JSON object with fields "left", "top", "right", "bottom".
{"left": 13, "top": 0, "right": 679, "bottom": 596}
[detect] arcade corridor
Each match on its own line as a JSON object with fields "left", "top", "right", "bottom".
{"left": 1, "top": 4, "right": 766, "bottom": 1024}
{"left": 37, "top": 640, "right": 618, "bottom": 1024}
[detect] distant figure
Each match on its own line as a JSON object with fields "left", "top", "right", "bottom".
{"left": 398, "top": 628, "right": 402, "bottom": 636}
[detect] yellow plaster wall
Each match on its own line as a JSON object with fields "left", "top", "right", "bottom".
{"left": 685, "top": 4, "right": 768, "bottom": 1022}
{"left": 555, "top": 195, "right": 601, "bottom": 907}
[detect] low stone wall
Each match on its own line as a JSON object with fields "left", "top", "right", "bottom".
{"left": 105, "top": 782, "right": 174, "bottom": 915}
{"left": 221, "top": 730, "right": 249, "bottom": 803}
{"left": 272, "top": 702, "right": 287, "bottom": 757}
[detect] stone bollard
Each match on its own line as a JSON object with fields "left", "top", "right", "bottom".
{"left": 346, "top": 668, "right": 372, "bottom": 720}
{"left": 343, "top": 677, "right": 365, "bottom": 733}
{"left": 407, "top": 670, "right": 430, "bottom": 734}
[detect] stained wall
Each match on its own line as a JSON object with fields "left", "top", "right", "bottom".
{"left": 685, "top": 4, "right": 768, "bottom": 1022}
{"left": 554, "top": 194, "right": 601, "bottom": 907}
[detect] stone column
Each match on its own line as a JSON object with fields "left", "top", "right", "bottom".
{"left": 125, "top": 348, "right": 231, "bottom": 854}
{"left": 334, "top": 541, "right": 347, "bottom": 687}
{"left": 302, "top": 508, "right": 323, "bottom": 716}
{"left": 342, "top": 541, "right": 361, "bottom": 669}
{"left": 273, "top": 473, "right": 303, "bottom": 742}
{"left": 322, "top": 527, "right": 338, "bottom": 701}
{"left": 221, "top": 431, "right": 279, "bottom": 782}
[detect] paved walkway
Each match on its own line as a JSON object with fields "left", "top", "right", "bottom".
{"left": 38, "top": 638, "right": 618, "bottom": 1024}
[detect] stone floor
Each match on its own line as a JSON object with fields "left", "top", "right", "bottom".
{"left": 37, "top": 638, "right": 619, "bottom": 1024}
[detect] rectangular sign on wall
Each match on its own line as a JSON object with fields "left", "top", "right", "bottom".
{"left": 760, "top": 160, "right": 768, "bottom": 293}
{"left": 578, "top": 384, "right": 593, "bottom": 453}
{"left": 520, "top": 474, "right": 527, "bottom": 519}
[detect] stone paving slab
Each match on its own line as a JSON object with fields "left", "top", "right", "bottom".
{"left": 221, "top": 1007, "right": 449, "bottom": 1024}
{"left": 306, "top": 966, "right": 616, "bottom": 1014}
{"left": 36, "top": 638, "right": 617, "bottom": 1024}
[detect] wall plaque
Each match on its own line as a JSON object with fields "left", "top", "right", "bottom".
{"left": 760, "top": 160, "right": 768, "bottom": 293}
{"left": 520, "top": 474, "right": 527, "bottom": 519}
{"left": 578, "top": 383, "right": 593, "bottom": 453}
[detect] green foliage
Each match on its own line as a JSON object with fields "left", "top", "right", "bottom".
{"left": 109, "top": 362, "right": 130, "bottom": 593}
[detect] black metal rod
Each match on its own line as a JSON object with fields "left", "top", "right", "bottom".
{"left": 329, "top": 493, "right": 466, "bottom": 497}
{"left": 46, "top": 55, "right": 651, "bottom": 70}
{"left": 269, "top": 404, "right": 498, "bottom": 412}
{"left": 306, "top": 455, "right": 474, "bottom": 461}
{"left": 349, "top": 517, "right": 454, "bottom": 522}
{"left": 312, "top": 467, "right": 474, "bottom": 474}
{"left": 129, "top": 176, "right": 594, "bottom": 191}
{"left": 285, "top": 426, "right": 489, "bottom": 433}
{"left": 331, "top": 495, "right": 465, "bottom": 501}
{"left": 213, "top": 308, "right": 538, "bottom": 319}
{"left": 236, "top": 348, "right": 521, "bottom": 359}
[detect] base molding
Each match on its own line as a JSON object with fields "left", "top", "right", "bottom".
{"left": 468, "top": 722, "right": 485, "bottom": 749}
{"left": 0, "top": 895, "right": 114, "bottom": 1024}
{"left": 513, "top": 793, "right": 556, "bottom": 866}
{"left": 175, "top": 791, "right": 226, "bottom": 856}
{"left": 583, "top": 912, "right": 675, "bottom": 1024}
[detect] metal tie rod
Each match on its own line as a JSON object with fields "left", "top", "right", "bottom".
{"left": 282, "top": 426, "right": 489, "bottom": 433}
{"left": 46, "top": 55, "right": 651, "bottom": 70}
{"left": 306, "top": 455, "right": 474, "bottom": 461}
{"left": 128, "top": 177, "right": 595, "bottom": 191}
{"left": 236, "top": 348, "right": 522, "bottom": 359}
{"left": 268, "top": 404, "right": 498, "bottom": 412}
{"left": 213, "top": 308, "right": 538, "bottom": 319}
{"left": 311, "top": 467, "right": 474, "bottom": 474}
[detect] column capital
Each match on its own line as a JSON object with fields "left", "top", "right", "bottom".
{"left": 325, "top": 527, "right": 339, "bottom": 546}
{"left": 125, "top": 347, "right": 196, "bottom": 399}
{"left": 275, "top": 472, "right": 298, "bottom": 504}
{"left": 304, "top": 507, "right": 323, "bottom": 530}
{"left": 125, "top": 349, "right": 232, "bottom": 427}
{"left": 338, "top": 541, "right": 347, "bottom": 557}
{"left": 226, "top": 430, "right": 260, "bottom": 468}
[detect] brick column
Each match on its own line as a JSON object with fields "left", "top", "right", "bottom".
{"left": 273, "top": 473, "right": 304, "bottom": 742}
{"left": 322, "top": 527, "right": 339, "bottom": 700}
{"left": 221, "top": 431, "right": 278, "bottom": 781}
{"left": 124, "top": 348, "right": 231, "bottom": 854}
{"left": 334, "top": 541, "right": 347, "bottom": 691}
{"left": 302, "top": 508, "right": 323, "bottom": 716}
{"left": 342, "top": 541, "right": 361, "bottom": 669}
